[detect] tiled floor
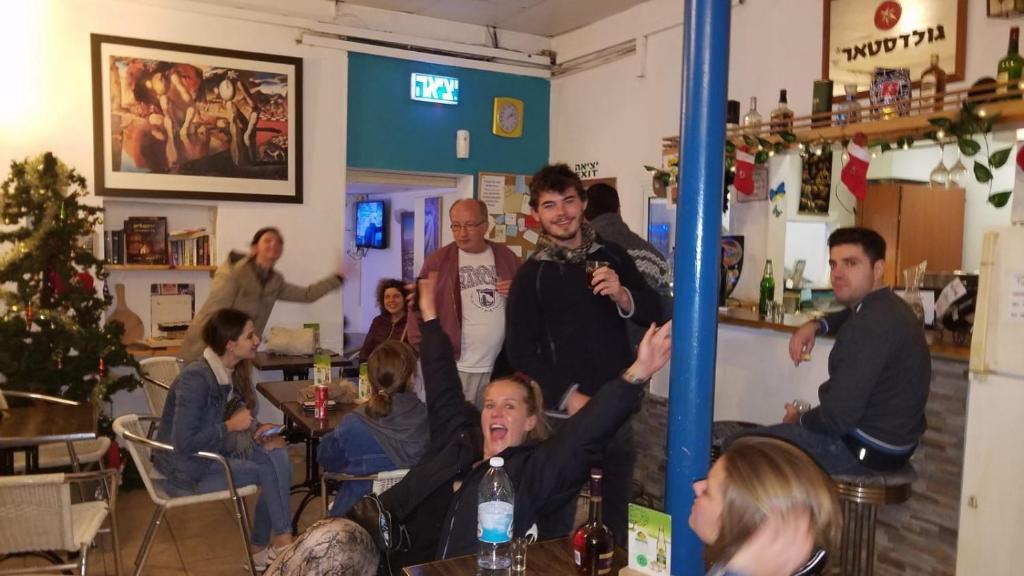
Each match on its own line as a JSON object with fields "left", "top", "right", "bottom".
{"left": 4, "top": 445, "right": 323, "bottom": 575}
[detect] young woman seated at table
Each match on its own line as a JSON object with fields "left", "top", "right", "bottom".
{"left": 690, "top": 436, "right": 841, "bottom": 576}
{"left": 318, "top": 340, "right": 429, "bottom": 516}
{"left": 347, "top": 274, "right": 672, "bottom": 569}
{"left": 358, "top": 279, "right": 411, "bottom": 363}
{"left": 153, "top": 308, "right": 293, "bottom": 570}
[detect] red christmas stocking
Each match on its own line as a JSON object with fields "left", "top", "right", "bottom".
{"left": 734, "top": 146, "right": 755, "bottom": 195}
{"left": 842, "top": 133, "right": 871, "bottom": 201}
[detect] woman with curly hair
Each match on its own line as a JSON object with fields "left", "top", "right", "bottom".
{"left": 358, "top": 279, "right": 410, "bottom": 363}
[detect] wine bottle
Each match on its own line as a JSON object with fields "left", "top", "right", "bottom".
{"left": 919, "top": 53, "right": 946, "bottom": 112}
{"left": 742, "top": 97, "right": 762, "bottom": 136}
{"left": 758, "top": 259, "right": 775, "bottom": 318}
{"left": 769, "top": 89, "right": 794, "bottom": 134}
{"left": 572, "top": 468, "right": 614, "bottom": 576}
{"left": 997, "top": 26, "right": 1023, "bottom": 98}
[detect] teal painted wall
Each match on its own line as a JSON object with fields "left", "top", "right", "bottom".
{"left": 347, "top": 53, "right": 549, "bottom": 176}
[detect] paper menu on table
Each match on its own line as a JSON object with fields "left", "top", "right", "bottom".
{"left": 627, "top": 504, "right": 670, "bottom": 575}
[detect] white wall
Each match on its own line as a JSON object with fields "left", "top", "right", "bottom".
{"left": 0, "top": 0, "right": 347, "bottom": 351}
{"left": 715, "top": 323, "right": 832, "bottom": 424}
{"left": 549, "top": 0, "right": 684, "bottom": 235}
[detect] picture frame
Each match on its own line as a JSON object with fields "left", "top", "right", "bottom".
{"left": 423, "top": 196, "right": 442, "bottom": 259}
{"left": 822, "top": 0, "right": 966, "bottom": 95}
{"left": 91, "top": 34, "right": 303, "bottom": 203}
{"left": 647, "top": 197, "right": 674, "bottom": 259}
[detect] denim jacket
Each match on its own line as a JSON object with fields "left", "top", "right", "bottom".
{"left": 153, "top": 359, "right": 229, "bottom": 492}
{"left": 318, "top": 414, "right": 396, "bottom": 516}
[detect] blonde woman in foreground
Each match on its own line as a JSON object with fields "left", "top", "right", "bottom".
{"left": 690, "top": 437, "right": 842, "bottom": 576}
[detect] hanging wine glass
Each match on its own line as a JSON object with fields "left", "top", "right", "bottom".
{"left": 929, "top": 143, "right": 949, "bottom": 188}
{"left": 947, "top": 146, "right": 968, "bottom": 187}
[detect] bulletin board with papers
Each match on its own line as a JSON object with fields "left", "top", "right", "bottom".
{"left": 477, "top": 172, "right": 540, "bottom": 261}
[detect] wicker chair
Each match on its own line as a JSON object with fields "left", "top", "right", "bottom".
{"left": 0, "top": 468, "right": 121, "bottom": 576}
{"left": 320, "top": 468, "right": 409, "bottom": 518}
{"left": 3, "top": 391, "right": 110, "bottom": 475}
{"left": 138, "top": 356, "right": 182, "bottom": 417}
{"left": 112, "top": 414, "right": 259, "bottom": 576}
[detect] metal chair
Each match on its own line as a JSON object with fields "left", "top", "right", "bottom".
{"left": 0, "top": 468, "right": 121, "bottom": 576}
{"left": 112, "top": 414, "right": 259, "bottom": 576}
{"left": 3, "top": 390, "right": 110, "bottom": 475}
{"left": 138, "top": 356, "right": 182, "bottom": 417}
{"left": 320, "top": 468, "right": 409, "bottom": 518}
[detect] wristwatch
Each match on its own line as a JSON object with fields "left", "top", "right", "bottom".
{"left": 622, "top": 369, "right": 649, "bottom": 386}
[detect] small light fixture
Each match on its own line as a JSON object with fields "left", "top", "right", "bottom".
{"left": 456, "top": 129, "right": 470, "bottom": 159}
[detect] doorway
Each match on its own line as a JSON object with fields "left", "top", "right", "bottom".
{"left": 342, "top": 169, "right": 473, "bottom": 353}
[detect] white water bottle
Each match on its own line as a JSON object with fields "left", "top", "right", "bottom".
{"left": 477, "top": 457, "right": 514, "bottom": 572}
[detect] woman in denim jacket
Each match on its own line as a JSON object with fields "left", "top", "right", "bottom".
{"left": 318, "top": 340, "right": 428, "bottom": 516}
{"left": 154, "top": 308, "right": 293, "bottom": 569}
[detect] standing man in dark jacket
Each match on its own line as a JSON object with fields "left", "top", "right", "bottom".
{"left": 585, "top": 182, "right": 673, "bottom": 307}
{"left": 407, "top": 199, "right": 519, "bottom": 406}
{"left": 505, "top": 163, "right": 662, "bottom": 544}
{"left": 739, "top": 227, "right": 930, "bottom": 475}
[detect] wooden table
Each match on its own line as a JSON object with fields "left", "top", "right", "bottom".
{"left": 402, "top": 537, "right": 627, "bottom": 576}
{"left": 253, "top": 351, "right": 349, "bottom": 381}
{"left": 256, "top": 379, "right": 360, "bottom": 531}
{"left": 0, "top": 402, "right": 98, "bottom": 475}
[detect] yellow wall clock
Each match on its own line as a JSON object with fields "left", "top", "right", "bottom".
{"left": 492, "top": 97, "right": 524, "bottom": 138}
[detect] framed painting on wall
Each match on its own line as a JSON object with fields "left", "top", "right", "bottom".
{"left": 423, "top": 197, "right": 442, "bottom": 259}
{"left": 822, "top": 0, "right": 966, "bottom": 94}
{"left": 91, "top": 34, "right": 303, "bottom": 203}
{"left": 400, "top": 211, "right": 415, "bottom": 283}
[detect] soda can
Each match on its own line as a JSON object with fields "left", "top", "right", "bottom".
{"left": 314, "top": 384, "right": 329, "bottom": 420}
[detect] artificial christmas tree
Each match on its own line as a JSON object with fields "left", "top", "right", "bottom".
{"left": 0, "top": 152, "right": 137, "bottom": 403}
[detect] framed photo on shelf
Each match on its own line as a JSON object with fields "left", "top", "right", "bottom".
{"left": 822, "top": 0, "right": 966, "bottom": 94}
{"left": 91, "top": 34, "right": 303, "bottom": 203}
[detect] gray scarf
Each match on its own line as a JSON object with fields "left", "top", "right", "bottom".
{"left": 535, "top": 221, "right": 598, "bottom": 264}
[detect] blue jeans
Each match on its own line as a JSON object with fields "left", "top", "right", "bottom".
{"left": 317, "top": 417, "right": 396, "bottom": 517}
{"left": 165, "top": 446, "right": 293, "bottom": 546}
{"left": 728, "top": 423, "right": 877, "bottom": 476}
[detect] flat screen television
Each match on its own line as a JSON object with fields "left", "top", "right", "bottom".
{"left": 355, "top": 200, "right": 387, "bottom": 249}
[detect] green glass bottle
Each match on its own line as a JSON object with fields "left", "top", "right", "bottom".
{"left": 997, "top": 26, "right": 1023, "bottom": 99}
{"left": 758, "top": 259, "right": 775, "bottom": 318}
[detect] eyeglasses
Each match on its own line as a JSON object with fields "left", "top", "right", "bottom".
{"left": 450, "top": 221, "right": 485, "bottom": 232}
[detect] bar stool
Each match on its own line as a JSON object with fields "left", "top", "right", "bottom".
{"left": 831, "top": 466, "right": 916, "bottom": 576}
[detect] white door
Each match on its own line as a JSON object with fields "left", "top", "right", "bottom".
{"left": 956, "top": 373, "right": 1024, "bottom": 574}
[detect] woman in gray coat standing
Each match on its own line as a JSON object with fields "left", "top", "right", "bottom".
{"left": 180, "top": 227, "right": 343, "bottom": 362}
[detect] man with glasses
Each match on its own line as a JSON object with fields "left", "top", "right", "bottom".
{"left": 407, "top": 199, "right": 519, "bottom": 405}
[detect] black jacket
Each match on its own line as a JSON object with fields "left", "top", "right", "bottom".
{"left": 800, "top": 287, "right": 931, "bottom": 446}
{"left": 377, "top": 319, "right": 645, "bottom": 566}
{"left": 505, "top": 241, "right": 661, "bottom": 409}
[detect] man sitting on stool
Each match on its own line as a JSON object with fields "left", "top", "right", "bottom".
{"left": 740, "top": 227, "right": 930, "bottom": 475}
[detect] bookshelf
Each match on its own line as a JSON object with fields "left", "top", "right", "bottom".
{"left": 100, "top": 199, "right": 218, "bottom": 269}
{"left": 106, "top": 264, "right": 217, "bottom": 272}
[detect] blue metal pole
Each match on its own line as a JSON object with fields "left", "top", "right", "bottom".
{"left": 666, "top": 0, "right": 730, "bottom": 573}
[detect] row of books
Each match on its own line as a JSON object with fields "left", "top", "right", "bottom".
{"left": 103, "top": 217, "right": 215, "bottom": 266}
{"left": 169, "top": 229, "right": 215, "bottom": 267}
